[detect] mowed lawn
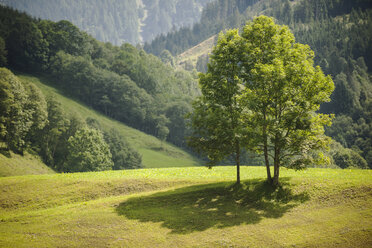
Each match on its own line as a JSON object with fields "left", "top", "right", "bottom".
{"left": 0, "top": 166, "right": 371, "bottom": 247}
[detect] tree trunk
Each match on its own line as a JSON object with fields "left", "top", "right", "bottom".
{"left": 235, "top": 140, "right": 240, "bottom": 184}
{"left": 263, "top": 125, "right": 272, "bottom": 184}
{"left": 273, "top": 144, "right": 280, "bottom": 186}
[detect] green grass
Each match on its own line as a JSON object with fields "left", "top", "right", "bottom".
{"left": 16, "top": 73, "right": 201, "bottom": 168}
{"left": 0, "top": 166, "right": 371, "bottom": 247}
{"left": 0, "top": 151, "right": 55, "bottom": 177}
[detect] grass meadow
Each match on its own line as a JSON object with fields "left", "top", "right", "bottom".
{"left": 0, "top": 166, "right": 371, "bottom": 247}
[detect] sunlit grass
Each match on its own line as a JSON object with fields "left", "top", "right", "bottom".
{"left": 0, "top": 166, "right": 371, "bottom": 247}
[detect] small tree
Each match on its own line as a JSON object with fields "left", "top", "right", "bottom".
{"left": 188, "top": 29, "right": 245, "bottom": 184}
{"left": 65, "top": 127, "right": 113, "bottom": 172}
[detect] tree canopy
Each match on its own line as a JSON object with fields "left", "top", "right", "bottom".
{"left": 189, "top": 16, "right": 334, "bottom": 186}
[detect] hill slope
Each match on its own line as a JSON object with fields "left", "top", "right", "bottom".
{"left": 0, "top": 151, "right": 54, "bottom": 177}
{"left": 17, "top": 73, "right": 201, "bottom": 168}
{"left": 0, "top": 166, "right": 371, "bottom": 247}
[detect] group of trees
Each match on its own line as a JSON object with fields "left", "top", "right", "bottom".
{"left": 0, "top": 68, "right": 142, "bottom": 172}
{"left": 0, "top": 5, "right": 199, "bottom": 149}
{"left": 189, "top": 16, "right": 334, "bottom": 185}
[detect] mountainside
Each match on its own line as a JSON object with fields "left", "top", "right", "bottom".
{"left": 17, "top": 73, "right": 201, "bottom": 169}
{"left": 0, "top": 0, "right": 212, "bottom": 45}
{"left": 0, "top": 5, "right": 200, "bottom": 150}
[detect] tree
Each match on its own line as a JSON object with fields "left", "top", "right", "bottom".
{"left": 239, "top": 16, "right": 334, "bottom": 185}
{"left": 103, "top": 128, "right": 142, "bottom": 170}
{"left": 0, "top": 37, "right": 7, "bottom": 66}
{"left": 188, "top": 29, "right": 245, "bottom": 184}
{"left": 0, "top": 68, "right": 33, "bottom": 153}
{"left": 65, "top": 127, "right": 113, "bottom": 172}
{"left": 189, "top": 16, "right": 334, "bottom": 186}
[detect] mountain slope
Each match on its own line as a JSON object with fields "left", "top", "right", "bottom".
{"left": 1, "top": 0, "right": 213, "bottom": 45}
{"left": 17, "top": 73, "right": 201, "bottom": 168}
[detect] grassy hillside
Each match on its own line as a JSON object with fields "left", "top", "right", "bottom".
{"left": 0, "top": 166, "right": 371, "bottom": 247}
{"left": 16, "top": 73, "right": 201, "bottom": 169}
{"left": 176, "top": 35, "right": 216, "bottom": 69}
{"left": 0, "top": 151, "right": 55, "bottom": 177}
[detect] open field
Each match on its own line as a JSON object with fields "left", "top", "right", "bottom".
{"left": 15, "top": 73, "right": 201, "bottom": 169}
{"left": 0, "top": 166, "right": 371, "bottom": 247}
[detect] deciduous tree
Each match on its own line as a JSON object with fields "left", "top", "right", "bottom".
{"left": 239, "top": 16, "right": 334, "bottom": 185}
{"left": 188, "top": 29, "right": 245, "bottom": 184}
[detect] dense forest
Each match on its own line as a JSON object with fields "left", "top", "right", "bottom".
{"left": 1, "top": 0, "right": 212, "bottom": 45}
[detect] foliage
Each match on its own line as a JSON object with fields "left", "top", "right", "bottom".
{"left": 0, "top": 5, "right": 199, "bottom": 148}
{"left": 333, "top": 148, "right": 368, "bottom": 169}
{"left": 65, "top": 127, "right": 113, "bottom": 172}
{"left": 86, "top": 118, "right": 143, "bottom": 170}
{"left": 188, "top": 29, "right": 245, "bottom": 183}
{"left": 0, "top": 68, "right": 43, "bottom": 153}
{"left": 190, "top": 17, "right": 335, "bottom": 185}
{"left": 148, "top": 0, "right": 372, "bottom": 167}
{"left": 0, "top": 37, "right": 7, "bottom": 66}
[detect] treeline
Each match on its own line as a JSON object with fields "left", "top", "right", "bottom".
{"left": 0, "top": 68, "right": 142, "bottom": 172}
{"left": 0, "top": 5, "right": 198, "bottom": 148}
{"left": 2, "top": 0, "right": 211, "bottom": 45}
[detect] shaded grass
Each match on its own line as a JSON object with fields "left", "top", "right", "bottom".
{"left": 15, "top": 73, "right": 201, "bottom": 168}
{"left": 117, "top": 178, "right": 309, "bottom": 234}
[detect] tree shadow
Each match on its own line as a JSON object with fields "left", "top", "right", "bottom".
{"left": 116, "top": 178, "right": 309, "bottom": 234}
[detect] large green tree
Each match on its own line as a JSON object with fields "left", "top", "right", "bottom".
{"left": 238, "top": 16, "right": 334, "bottom": 186}
{"left": 189, "top": 16, "right": 334, "bottom": 186}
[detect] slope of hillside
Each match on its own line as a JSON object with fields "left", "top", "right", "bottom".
{"left": 17, "top": 73, "right": 201, "bottom": 168}
{"left": 1, "top": 0, "right": 213, "bottom": 45}
{"left": 0, "top": 151, "right": 55, "bottom": 177}
{"left": 176, "top": 35, "right": 216, "bottom": 70}
{"left": 0, "top": 166, "right": 371, "bottom": 247}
